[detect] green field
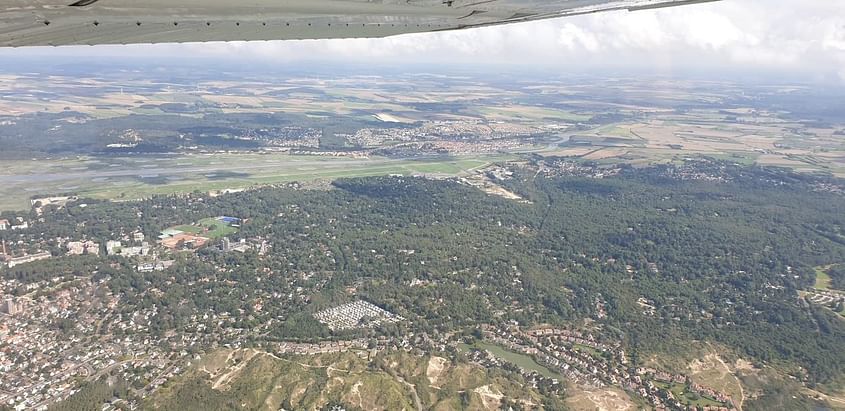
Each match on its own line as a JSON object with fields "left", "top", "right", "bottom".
{"left": 701, "top": 152, "right": 760, "bottom": 166}
{"left": 0, "top": 154, "right": 509, "bottom": 212}
{"left": 198, "top": 218, "right": 239, "bottom": 238}
{"left": 573, "top": 343, "right": 603, "bottom": 358}
{"left": 655, "top": 382, "right": 726, "bottom": 408}
{"left": 171, "top": 225, "right": 204, "bottom": 234}
{"left": 171, "top": 217, "right": 238, "bottom": 239}
{"left": 594, "top": 125, "right": 640, "bottom": 139}
{"left": 460, "top": 341, "right": 563, "bottom": 380}
{"left": 478, "top": 106, "right": 591, "bottom": 123}
{"left": 815, "top": 267, "right": 832, "bottom": 290}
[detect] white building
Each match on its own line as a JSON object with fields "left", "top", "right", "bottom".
{"left": 7, "top": 251, "right": 51, "bottom": 268}
{"left": 2, "top": 297, "right": 23, "bottom": 315}
{"left": 106, "top": 241, "right": 122, "bottom": 255}
{"left": 67, "top": 241, "right": 100, "bottom": 256}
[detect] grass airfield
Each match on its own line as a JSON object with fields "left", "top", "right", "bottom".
{"left": 0, "top": 153, "right": 501, "bottom": 212}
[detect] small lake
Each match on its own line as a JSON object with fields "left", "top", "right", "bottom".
{"left": 459, "top": 341, "right": 562, "bottom": 380}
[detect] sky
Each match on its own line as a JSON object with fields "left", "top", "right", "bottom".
{"left": 2, "top": 0, "right": 845, "bottom": 82}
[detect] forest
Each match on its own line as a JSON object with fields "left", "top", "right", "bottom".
{"left": 3, "top": 159, "right": 844, "bottom": 390}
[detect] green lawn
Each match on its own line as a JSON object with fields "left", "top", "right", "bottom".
{"left": 198, "top": 218, "right": 239, "bottom": 238}
{"left": 0, "top": 154, "right": 501, "bottom": 212}
{"left": 815, "top": 267, "right": 832, "bottom": 290}
{"left": 593, "top": 124, "right": 639, "bottom": 139}
{"left": 654, "top": 382, "right": 727, "bottom": 408}
{"left": 173, "top": 225, "right": 204, "bottom": 234}
{"left": 671, "top": 384, "right": 724, "bottom": 408}
{"left": 168, "top": 217, "right": 238, "bottom": 240}
{"left": 404, "top": 159, "right": 490, "bottom": 174}
{"left": 572, "top": 343, "right": 603, "bottom": 358}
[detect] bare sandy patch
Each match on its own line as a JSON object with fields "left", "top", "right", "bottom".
{"left": 212, "top": 349, "right": 259, "bottom": 390}
{"left": 426, "top": 356, "right": 449, "bottom": 387}
{"left": 474, "top": 385, "right": 504, "bottom": 410}
{"left": 734, "top": 359, "right": 758, "bottom": 373}
{"left": 345, "top": 381, "right": 364, "bottom": 409}
{"left": 289, "top": 383, "right": 309, "bottom": 405}
{"left": 687, "top": 353, "right": 745, "bottom": 410}
{"left": 566, "top": 386, "right": 636, "bottom": 411}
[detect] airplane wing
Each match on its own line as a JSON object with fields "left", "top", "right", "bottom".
{"left": 0, "top": 0, "right": 720, "bottom": 47}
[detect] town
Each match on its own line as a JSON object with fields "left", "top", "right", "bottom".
{"left": 468, "top": 325, "right": 736, "bottom": 411}
{"left": 0, "top": 157, "right": 842, "bottom": 410}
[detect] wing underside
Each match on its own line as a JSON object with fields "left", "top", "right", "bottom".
{"left": 0, "top": 0, "right": 720, "bottom": 47}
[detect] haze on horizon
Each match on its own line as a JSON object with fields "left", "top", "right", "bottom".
{"left": 0, "top": 0, "right": 843, "bottom": 84}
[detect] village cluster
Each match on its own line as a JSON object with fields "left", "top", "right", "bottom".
{"left": 0, "top": 205, "right": 282, "bottom": 409}
{"left": 0, "top": 279, "right": 185, "bottom": 410}
{"left": 344, "top": 120, "right": 542, "bottom": 148}
{"left": 465, "top": 325, "right": 737, "bottom": 411}
{"left": 804, "top": 289, "right": 845, "bottom": 311}
{"left": 0, "top": 209, "right": 263, "bottom": 270}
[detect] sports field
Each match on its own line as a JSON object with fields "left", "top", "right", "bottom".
{"left": 171, "top": 217, "right": 238, "bottom": 239}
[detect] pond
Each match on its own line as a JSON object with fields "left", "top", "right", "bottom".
{"left": 460, "top": 341, "right": 563, "bottom": 380}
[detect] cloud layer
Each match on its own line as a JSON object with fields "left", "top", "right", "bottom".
{"left": 3, "top": 0, "right": 845, "bottom": 81}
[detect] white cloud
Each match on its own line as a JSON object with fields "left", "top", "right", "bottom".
{"left": 2, "top": 0, "right": 844, "bottom": 81}
{"left": 557, "top": 23, "right": 601, "bottom": 53}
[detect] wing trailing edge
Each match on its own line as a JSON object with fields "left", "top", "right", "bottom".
{"left": 0, "top": 0, "right": 722, "bottom": 47}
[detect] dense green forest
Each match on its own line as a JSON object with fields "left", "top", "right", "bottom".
{"left": 830, "top": 265, "right": 845, "bottom": 290}
{"left": 3, "top": 159, "right": 845, "bottom": 389}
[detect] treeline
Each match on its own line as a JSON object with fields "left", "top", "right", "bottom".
{"left": 829, "top": 265, "right": 845, "bottom": 290}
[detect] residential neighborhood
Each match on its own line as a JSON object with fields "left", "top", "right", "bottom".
{"left": 464, "top": 325, "right": 737, "bottom": 411}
